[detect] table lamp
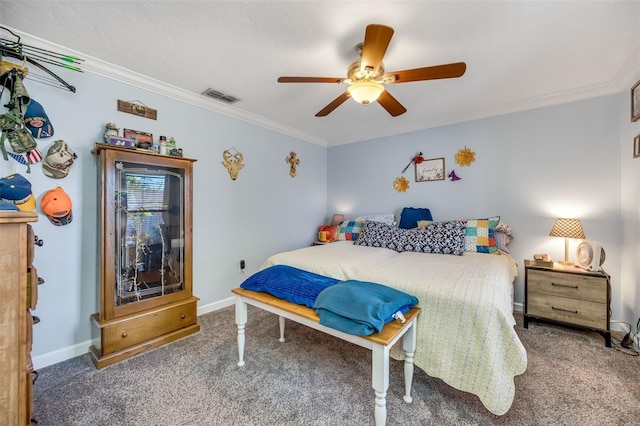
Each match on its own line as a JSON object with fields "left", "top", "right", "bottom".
{"left": 331, "top": 214, "right": 345, "bottom": 226}
{"left": 549, "top": 218, "right": 585, "bottom": 265}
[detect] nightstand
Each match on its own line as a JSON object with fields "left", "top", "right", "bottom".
{"left": 524, "top": 260, "right": 611, "bottom": 347}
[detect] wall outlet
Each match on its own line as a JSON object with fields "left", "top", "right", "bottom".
{"left": 240, "top": 259, "right": 245, "bottom": 270}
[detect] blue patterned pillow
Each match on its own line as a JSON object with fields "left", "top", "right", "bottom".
{"left": 337, "top": 220, "right": 365, "bottom": 241}
{"left": 404, "top": 220, "right": 467, "bottom": 255}
{"left": 354, "top": 220, "right": 408, "bottom": 252}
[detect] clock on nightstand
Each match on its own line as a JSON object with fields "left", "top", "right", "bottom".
{"left": 524, "top": 260, "right": 611, "bottom": 347}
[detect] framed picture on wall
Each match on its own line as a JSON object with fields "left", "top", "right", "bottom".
{"left": 415, "top": 157, "right": 445, "bottom": 182}
{"left": 632, "top": 80, "right": 640, "bottom": 122}
{"left": 634, "top": 134, "right": 640, "bottom": 158}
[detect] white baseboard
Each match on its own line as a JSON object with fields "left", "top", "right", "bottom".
{"left": 197, "top": 296, "right": 235, "bottom": 315}
{"left": 31, "top": 298, "right": 619, "bottom": 370}
{"left": 32, "top": 340, "right": 93, "bottom": 370}
{"left": 33, "top": 297, "right": 236, "bottom": 370}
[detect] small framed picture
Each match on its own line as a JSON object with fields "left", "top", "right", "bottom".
{"left": 632, "top": 80, "right": 640, "bottom": 122}
{"left": 634, "top": 134, "right": 640, "bottom": 158}
{"left": 123, "top": 128, "right": 153, "bottom": 148}
{"left": 415, "top": 157, "right": 445, "bottom": 182}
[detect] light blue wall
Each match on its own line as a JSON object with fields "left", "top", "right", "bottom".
{"left": 2, "top": 43, "right": 635, "bottom": 367}
{"left": 328, "top": 95, "right": 625, "bottom": 321}
{"left": 0, "top": 67, "right": 327, "bottom": 367}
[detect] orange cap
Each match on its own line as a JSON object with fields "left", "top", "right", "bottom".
{"left": 41, "top": 187, "right": 72, "bottom": 226}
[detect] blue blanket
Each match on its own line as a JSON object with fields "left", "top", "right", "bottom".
{"left": 240, "top": 266, "right": 418, "bottom": 336}
{"left": 313, "top": 280, "right": 419, "bottom": 336}
{"left": 240, "top": 265, "right": 339, "bottom": 307}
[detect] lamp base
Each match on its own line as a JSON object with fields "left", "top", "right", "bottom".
{"left": 557, "top": 260, "right": 574, "bottom": 266}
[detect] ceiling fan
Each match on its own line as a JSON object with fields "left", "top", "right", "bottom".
{"left": 277, "top": 24, "right": 466, "bottom": 117}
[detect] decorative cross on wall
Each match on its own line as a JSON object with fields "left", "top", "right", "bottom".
{"left": 286, "top": 151, "right": 300, "bottom": 177}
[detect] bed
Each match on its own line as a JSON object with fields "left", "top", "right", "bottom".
{"left": 260, "top": 237, "right": 527, "bottom": 415}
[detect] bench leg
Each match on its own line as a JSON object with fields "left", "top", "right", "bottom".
{"left": 371, "top": 344, "right": 389, "bottom": 426}
{"left": 279, "top": 315, "right": 286, "bottom": 342}
{"left": 235, "top": 296, "right": 247, "bottom": 367}
{"left": 402, "top": 320, "right": 417, "bottom": 403}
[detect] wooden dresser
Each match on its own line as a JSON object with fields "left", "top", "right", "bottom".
{"left": 0, "top": 211, "right": 39, "bottom": 425}
{"left": 524, "top": 260, "right": 611, "bottom": 347}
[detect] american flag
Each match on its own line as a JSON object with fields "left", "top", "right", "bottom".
{"left": 7, "top": 147, "right": 42, "bottom": 165}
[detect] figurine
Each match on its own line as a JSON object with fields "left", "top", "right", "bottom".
{"left": 103, "top": 122, "right": 119, "bottom": 142}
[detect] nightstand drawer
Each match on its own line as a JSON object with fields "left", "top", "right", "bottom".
{"left": 527, "top": 269, "right": 607, "bottom": 303}
{"left": 528, "top": 292, "right": 607, "bottom": 330}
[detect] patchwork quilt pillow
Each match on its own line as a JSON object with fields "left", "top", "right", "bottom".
{"left": 337, "top": 220, "right": 365, "bottom": 241}
{"left": 405, "top": 220, "right": 467, "bottom": 255}
{"left": 464, "top": 216, "right": 500, "bottom": 254}
{"left": 354, "top": 220, "right": 408, "bottom": 252}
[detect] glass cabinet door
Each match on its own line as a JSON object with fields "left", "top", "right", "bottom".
{"left": 114, "top": 162, "right": 185, "bottom": 306}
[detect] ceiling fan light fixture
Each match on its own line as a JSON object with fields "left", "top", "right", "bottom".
{"left": 347, "top": 80, "right": 384, "bottom": 105}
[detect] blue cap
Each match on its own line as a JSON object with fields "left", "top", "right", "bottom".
{"left": 24, "top": 98, "right": 54, "bottom": 138}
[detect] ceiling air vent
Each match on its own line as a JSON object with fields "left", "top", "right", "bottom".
{"left": 201, "top": 88, "right": 239, "bottom": 104}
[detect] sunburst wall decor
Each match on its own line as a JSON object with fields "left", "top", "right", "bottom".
{"left": 394, "top": 176, "right": 409, "bottom": 192}
{"left": 455, "top": 147, "right": 476, "bottom": 167}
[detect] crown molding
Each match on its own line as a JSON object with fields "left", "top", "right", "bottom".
{"left": 9, "top": 27, "right": 328, "bottom": 147}
{"left": 9, "top": 27, "right": 636, "bottom": 149}
{"left": 612, "top": 43, "right": 640, "bottom": 90}
{"left": 327, "top": 80, "right": 622, "bottom": 146}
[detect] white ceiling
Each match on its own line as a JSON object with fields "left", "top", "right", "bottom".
{"left": 2, "top": 1, "right": 639, "bottom": 146}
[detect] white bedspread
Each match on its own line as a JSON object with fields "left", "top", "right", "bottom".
{"left": 262, "top": 241, "right": 527, "bottom": 415}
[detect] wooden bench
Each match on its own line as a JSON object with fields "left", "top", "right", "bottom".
{"left": 232, "top": 288, "right": 421, "bottom": 426}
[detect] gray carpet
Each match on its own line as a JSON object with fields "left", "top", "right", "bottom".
{"left": 32, "top": 307, "right": 640, "bottom": 425}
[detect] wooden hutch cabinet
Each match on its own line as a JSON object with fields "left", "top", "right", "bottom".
{"left": 90, "top": 145, "right": 199, "bottom": 369}
{"left": 0, "top": 211, "right": 38, "bottom": 425}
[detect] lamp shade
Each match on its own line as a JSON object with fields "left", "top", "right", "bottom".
{"left": 549, "top": 218, "right": 585, "bottom": 239}
{"left": 347, "top": 81, "right": 384, "bottom": 105}
{"left": 331, "top": 214, "right": 345, "bottom": 226}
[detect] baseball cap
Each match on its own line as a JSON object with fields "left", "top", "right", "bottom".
{"left": 24, "top": 98, "right": 54, "bottom": 138}
{"left": 0, "top": 173, "right": 36, "bottom": 211}
{"left": 0, "top": 200, "right": 19, "bottom": 211}
{"left": 42, "top": 140, "right": 76, "bottom": 179}
{"left": 41, "top": 186, "right": 72, "bottom": 226}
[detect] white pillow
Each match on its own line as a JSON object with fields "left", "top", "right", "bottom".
{"left": 354, "top": 213, "right": 395, "bottom": 226}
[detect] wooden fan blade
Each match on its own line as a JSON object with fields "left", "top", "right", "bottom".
{"left": 377, "top": 90, "right": 407, "bottom": 117}
{"left": 278, "top": 76, "right": 344, "bottom": 83}
{"left": 360, "top": 24, "right": 394, "bottom": 74}
{"left": 384, "top": 62, "right": 466, "bottom": 84}
{"left": 315, "top": 92, "right": 351, "bottom": 117}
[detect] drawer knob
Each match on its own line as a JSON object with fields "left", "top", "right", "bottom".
{"left": 121, "top": 332, "right": 128, "bottom": 338}
{"left": 180, "top": 314, "right": 186, "bottom": 320}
